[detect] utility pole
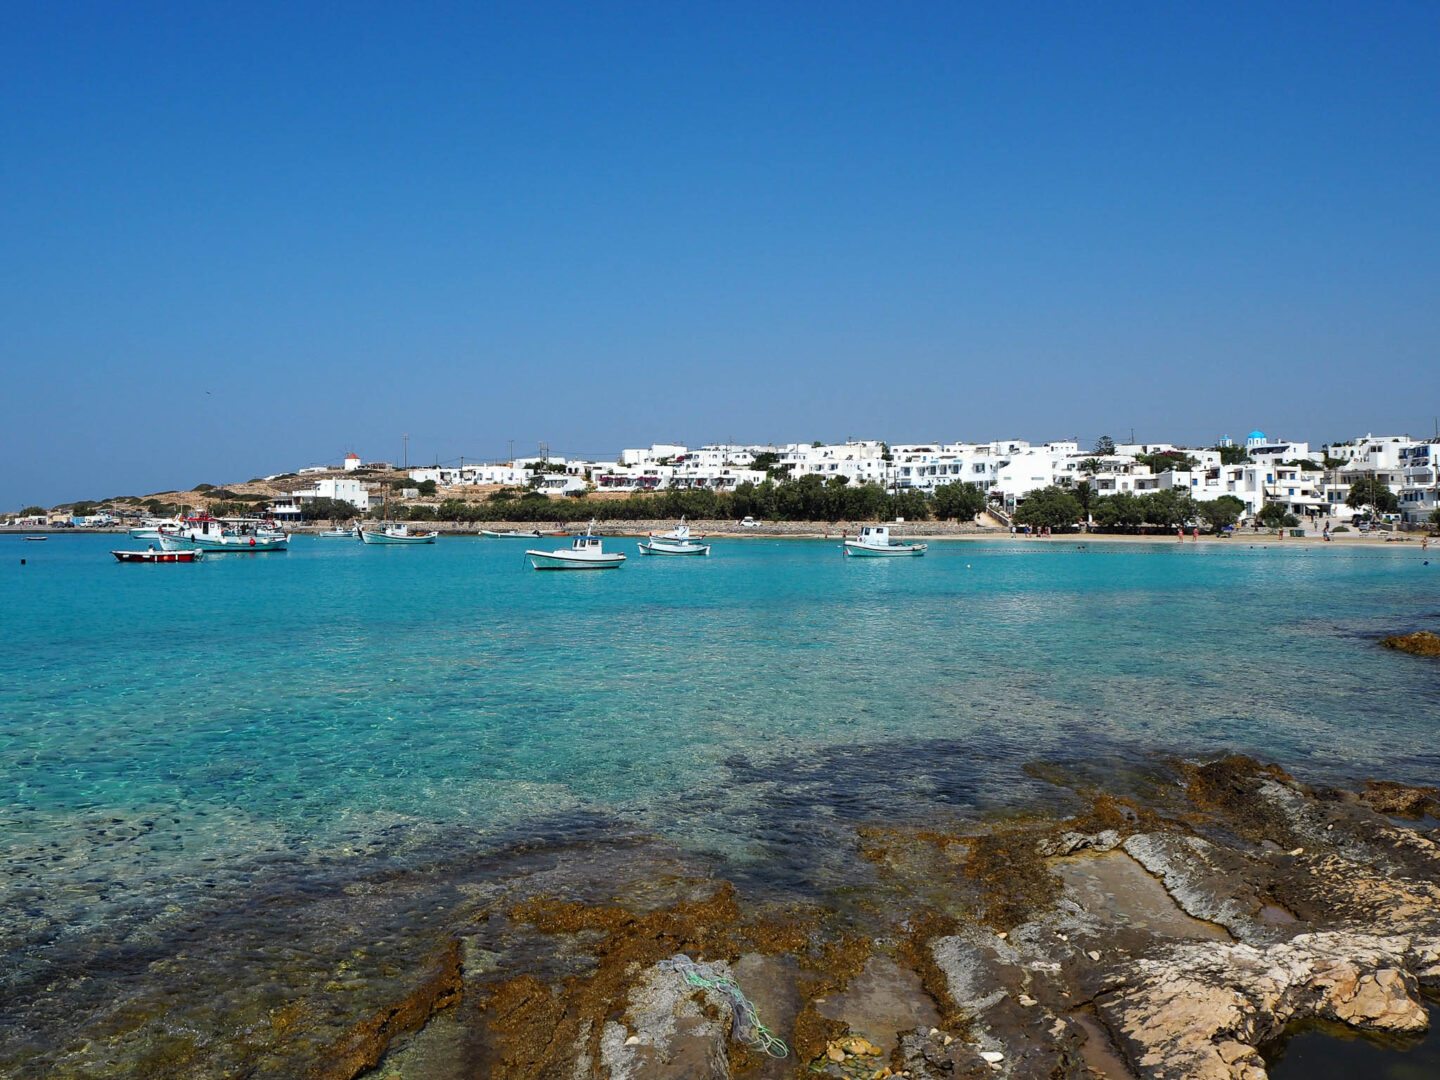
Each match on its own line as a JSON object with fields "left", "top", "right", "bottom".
{"left": 508, "top": 439, "right": 514, "bottom": 464}
{"left": 402, "top": 434, "right": 410, "bottom": 469}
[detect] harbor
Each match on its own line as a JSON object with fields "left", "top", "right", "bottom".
{"left": 3, "top": 531, "right": 1438, "bottom": 1078}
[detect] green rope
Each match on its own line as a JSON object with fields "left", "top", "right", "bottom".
{"left": 659, "top": 954, "right": 790, "bottom": 1058}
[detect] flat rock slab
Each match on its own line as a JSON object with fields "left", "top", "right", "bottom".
{"left": 1052, "top": 849, "right": 1231, "bottom": 941}
{"left": 731, "top": 953, "right": 802, "bottom": 1077}
{"left": 816, "top": 955, "right": 940, "bottom": 1056}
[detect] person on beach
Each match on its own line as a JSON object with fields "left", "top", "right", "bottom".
{"left": 1177, "top": 526, "right": 1184, "bottom": 542}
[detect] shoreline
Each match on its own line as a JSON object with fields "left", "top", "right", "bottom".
{"left": 3, "top": 749, "right": 1436, "bottom": 1079}
{"left": 8, "top": 521, "right": 1429, "bottom": 549}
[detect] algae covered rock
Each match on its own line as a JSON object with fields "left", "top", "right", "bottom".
{"left": 1380, "top": 630, "right": 1440, "bottom": 657}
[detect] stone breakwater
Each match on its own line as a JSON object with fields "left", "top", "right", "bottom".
{"left": 4, "top": 758, "right": 1440, "bottom": 1079}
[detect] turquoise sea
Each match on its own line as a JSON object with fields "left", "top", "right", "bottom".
{"left": 2, "top": 532, "right": 1438, "bottom": 1071}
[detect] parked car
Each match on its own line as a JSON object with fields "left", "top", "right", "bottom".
{"left": 739, "top": 516, "right": 758, "bottom": 528}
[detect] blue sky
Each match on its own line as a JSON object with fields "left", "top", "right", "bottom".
{"left": 2, "top": 2, "right": 1437, "bottom": 506}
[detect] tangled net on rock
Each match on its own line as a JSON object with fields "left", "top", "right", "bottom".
{"left": 656, "top": 953, "right": 790, "bottom": 1058}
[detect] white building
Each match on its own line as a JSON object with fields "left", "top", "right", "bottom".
{"left": 781, "top": 440, "right": 892, "bottom": 487}
{"left": 1397, "top": 441, "right": 1440, "bottom": 523}
{"left": 618, "top": 444, "right": 688, "bottom": 467}
{"left": 408, "top": 463, "right": 528, "bottom": 487}
{"left": 269, "top": 476, "right": 374, "bottom": 518}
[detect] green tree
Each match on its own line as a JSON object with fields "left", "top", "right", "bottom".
{"left": 1073, "top": 480, "right": 1094, "bottom": 519}
{"left": 932, "top": 481, "right": 986, "bottom": 522}
{"left": 1197, "top": 496, "right": 1245, "bottom": 533}
{"left": 1256, "top": 502, "right": 1299, "bottom": 529}
{"left": 891, "top": 489, "right": 932, "bottom": 522}
{"left": 1092, "top": 435, "right": 1116, "bottom": 456}
{"left": 21, "top": 505, "right": 46, "bottom": 516}
{"left": 749, "top": 451, "right": 781, "bottom": 473}
{"left": 1214, "top": 444, "right": 1249, "bottom": 465}
{"left": 1013, "top": 486, "right": 1082, "bottom": 531}
{"left": 1428, "top": 507, "right": 1440, "bottom": 526}
{"left": 1345, "top": 477, "right": 1399, "bottom": 514}
{"left": 1137, "top": 489, "right": 1196, "bottom": 529}
{"left": 415, "top": 479, "right": 438, "bottom": 497}
{"left": 299, "top": 498, "right": 361, "bottom": 521}
{"left": 1090, "top": 493, "right": 1144, "bottom": 532}
{"left": 1135, "top": 451, "right": 1199, "bottom": 475}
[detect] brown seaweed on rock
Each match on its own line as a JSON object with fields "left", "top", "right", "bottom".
{"left": 1380, "top": 630, "right": 1440, "bottom": 657}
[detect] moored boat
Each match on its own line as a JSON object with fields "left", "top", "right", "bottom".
{"left": 112, "top": 549, "right": 203, "bottom": 563}
{"left": 158, "top": 517, "right": 290, "bottom": 552}
{"left": 129, "top": 517, "right": 183, "bottom": 540}
{"left": 842, "top": 525, "right": 927, "bottom": 557}
{"left": 315, "top": 525, "right": 357, "bottom": 538}
{"left": 527, "top": 523, "right": 625, "bottom": 569}
{"left": 481, "top": 529, "right": 543, "bottom": 538}
{"left": 359, "top": 523, "right": 438, "bottom": 545}
{"left": 638, "top": 517, "right": 710, "bottom": 555}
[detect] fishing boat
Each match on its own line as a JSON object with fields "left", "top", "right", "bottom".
{"left": 842, "top": 525, "right": 927, "bottom": 557}
{"left": 527, "top": 523, "right": 625, "bottom": 569}
{"left": 111, "top": 549, "right": 203, "bottom": 563}
{"left": 359, "top": 523, "right": 438, "bottom": 545}
{"left": 315, "top": 525, "right": 357, "bottom": 538}
{"left": 157, "top": 517, "right": 290, "bottom": 552}
{"left": 637, "top": 519, "right": 710, "bottom": 556}
{"left": 23, "top": 535, "right": 47, "bottom": 541}
{"left": 481, "top": 528, "right": 543, "bottom": 538}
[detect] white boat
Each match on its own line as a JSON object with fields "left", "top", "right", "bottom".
{"left": 527, "top": 525, "right": 625, "bottom": 570}
{"left": 843, "top": 525, "right": 927, "bottom": 557}
{"left": 129, "top": 517, "right": 183, "bottom": 540}
{"left": 638, "top": 518, "right": 710, "bottom": 556}
{"left": 158, "top": 517, "right": 290, "bottom": 553}
{"left": 315, "top": 525, "right": 357, "bottom": 538}
{"left": 649, "top": 517, "right": 706, "bottom": 542}
{"left": 638, "top": 537, "right": 710, "bottom": 556}
{"left": 359, "top": 523, "right": 438, "bottom": 545}
{"left": 481, "top": 528, "right": 542, "bottom": 538}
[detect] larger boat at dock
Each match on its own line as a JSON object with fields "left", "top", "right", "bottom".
{"left": 157, "top": 517, "right": 290, "bottom": 553}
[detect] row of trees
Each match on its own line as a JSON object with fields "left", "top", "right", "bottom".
{"left": 1012, "top": 486, "right": 1252, "bottom": 534}
{"left": 376, "top": 476, "right": 992, "bottom": 524}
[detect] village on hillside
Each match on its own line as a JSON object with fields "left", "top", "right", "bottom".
{"left": 9, "top": 430, "right": 1440, "bottom": 533}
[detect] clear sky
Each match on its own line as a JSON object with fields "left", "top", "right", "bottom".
{"left": 3, "top": 2, "right": 1438, "bottom": 506}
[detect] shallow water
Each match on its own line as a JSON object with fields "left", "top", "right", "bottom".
{"left": 1262, "top": 998, "right": 1440, "bottom": 1079}
{"left": 2, "top": 533, "right": 1438, "bottom": 1069}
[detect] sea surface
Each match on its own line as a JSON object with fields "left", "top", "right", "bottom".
{"left": 2, "top": 532, "right": 1438, "bottom": 1070}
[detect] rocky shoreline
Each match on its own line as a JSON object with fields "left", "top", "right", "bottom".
{"left": 7, "top": 756, "right": 1440, "bottom": 1079}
